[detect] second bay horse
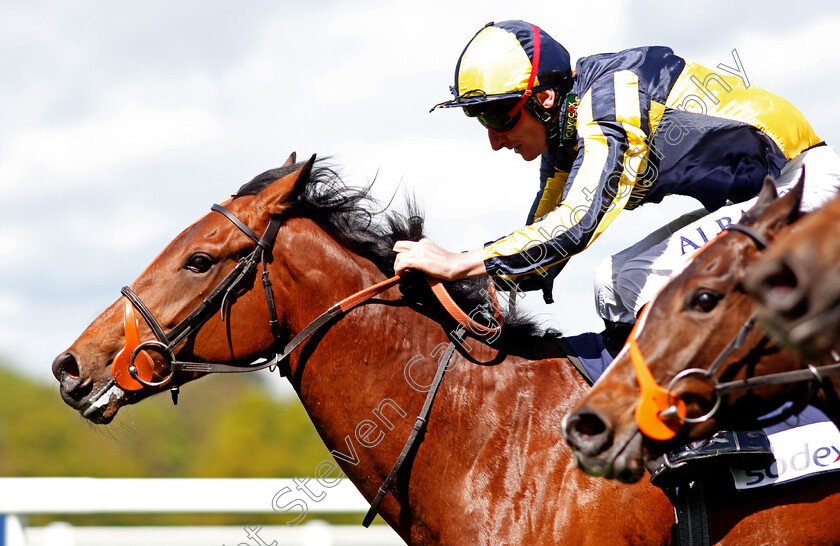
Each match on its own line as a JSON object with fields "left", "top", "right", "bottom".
{"left": 563, "top": 175, "right": 840, "bottom": 481}
{"left": 745, "top": 189, "right": 840, "bottom": 362}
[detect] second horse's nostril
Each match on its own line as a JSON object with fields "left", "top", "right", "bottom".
{"left": 761, "top": 259, "right": 809, "bottom": 318}
{"left": 763, "top": 262, "right": 797, "bottom": 295}
{"left": 574, "top": 412, "right": 607, "bottom": 438}
{"left": 563, "top": 409, "right": 614, "bottom": 457}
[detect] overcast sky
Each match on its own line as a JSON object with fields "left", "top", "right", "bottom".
{"left": 2, "top": 0, "right": 839, "bottom": 385}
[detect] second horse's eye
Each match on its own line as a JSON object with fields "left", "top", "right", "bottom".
{"left": 184, "top": 253, "right": 214, "bottom": 273}
{"left": 689, "top": 289, "right": 721, "bottom": 312}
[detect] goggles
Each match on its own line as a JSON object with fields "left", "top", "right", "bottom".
{"left": 464, "top": 99, "right": 526, "bottom": 133}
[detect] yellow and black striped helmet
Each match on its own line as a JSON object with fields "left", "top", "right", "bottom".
{"left": 432, "top": 20, "right": 571, "bottom": 114}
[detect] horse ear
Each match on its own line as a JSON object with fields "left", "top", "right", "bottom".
{"left": 783, "top": 167, "right": 805, "bottom": 223}
{"left": 742, "top": 169, "right": 804, "bottom": 237}
{"left": 282, "top": 152, "right": 297, "bottom": 168}
{"left": 740, "top": 176, "right": 779, "bottom": 226}
{"left": 259, "top": 154, "right": 316, "bottom": 216}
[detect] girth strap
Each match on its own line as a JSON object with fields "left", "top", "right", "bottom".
{"left": 362, "top": 326, "right": 462, "bottom": 527}
{"left": 673, "top": 481, "right": 710, "bottom": 546}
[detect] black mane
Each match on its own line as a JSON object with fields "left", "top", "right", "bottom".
{"left": 237, "top": 160, "right": 544, "bottom": 341}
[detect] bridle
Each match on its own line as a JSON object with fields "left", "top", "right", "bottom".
{"left": 628, "top": 223, "right": 840, "bottom": 440}
{"left": 113, "top": 204, "right": 287, "bottom": 397}
{"left": 114, "top": 202, "right": 503, "bottom": 399}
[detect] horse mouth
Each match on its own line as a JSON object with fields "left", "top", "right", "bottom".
{"left": 573, "top": 427, "right": 649, "bottom": 484}
{"left": 765, "top": 302, "right": 840, "bottom": 361}
{"left": 78, "top": 379, "right": 126, "bottom": 424}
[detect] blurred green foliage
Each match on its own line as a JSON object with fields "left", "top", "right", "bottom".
{"left": 0, "top": 365, "right": 331, "bottom": 478}
{"left": 0, "top": 364, "right": 391, "bottom": 526}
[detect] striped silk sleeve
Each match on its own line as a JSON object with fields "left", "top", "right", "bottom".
{"left": 531, "top": 162, "right": 570, "bottom": 222}
{"left": 483, "top": 70, "right": 651, "bottom": 286}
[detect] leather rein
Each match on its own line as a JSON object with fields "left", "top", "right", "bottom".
{"left": 630, "top": 223, "right": 840, "bottom": 440}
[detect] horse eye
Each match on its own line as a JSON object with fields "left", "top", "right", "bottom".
{"left": 184, "top": 253, "right": 215, "bottom": 273}
{"left": 689, "top": 290, "right": 721, "bottom": 312}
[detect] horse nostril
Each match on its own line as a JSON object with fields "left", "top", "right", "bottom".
{"left": 52, "top": 352, "right": 80, "bottom": 381}
{"left": 751, "top": 257, "right": 809, "bottom": 318}
{"left": 573, "top": 412, "right": 607, "bottom": 437}
{"left": 563, "top": 410, "right": 613, "bottom": 457}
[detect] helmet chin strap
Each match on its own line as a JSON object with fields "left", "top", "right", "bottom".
{"left": 524, "top": 93, "right": 565, "bottom": 150}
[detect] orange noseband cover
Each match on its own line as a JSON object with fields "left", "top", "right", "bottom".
{"left": 112, "top": 299, "right": 156, "bottom": 391}
{"left": 628, "top": 310, "right": 686, "bottom": 441}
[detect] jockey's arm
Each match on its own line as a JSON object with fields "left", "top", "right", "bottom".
{"left": 481, "top": 72, "right": 651, "bottom": 286}
{"left": 394, "top": 71, "right": 650, "bottom": 284}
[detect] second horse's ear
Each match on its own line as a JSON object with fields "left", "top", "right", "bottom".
{"left": 742, "top": 169, "right": 805, "bottom": 240}
{"left": 740, "top": 176, "right": 779, "bottom": 226}
{"left": 781, "top": 167, "right": 805, "bottom": 224}
{"left": 258, "top": 154, "right": 316, "bottom": 216}
{"left": 282, "top": 152, "right": 297, "bottom": 168}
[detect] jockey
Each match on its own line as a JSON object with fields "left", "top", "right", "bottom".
{"left": 393, "top": 20, "right": 840, "bottom": 353}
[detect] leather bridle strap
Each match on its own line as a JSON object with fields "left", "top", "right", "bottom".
{"left": 122, "top": 287, "right": 171, "bottom": 345}
{"left": 726, "top": 223, "right": 769, "bottom": 250}
{"left": 121, "top": 213, "right": 282, "bottom": 353}
{"left": 705, "top": 315, "right": 756, "bottom": 379}
{"left": 172, "top": 275, "right": 404, "bottom": 374}
{"left": 211, "top": 204, "right": 264, "bottom": 248}
{"left": 362, "top": 326, "right": 462, "bottom": 527}
{"left": 716, "top": 361, "right": 840, "bottom": 395}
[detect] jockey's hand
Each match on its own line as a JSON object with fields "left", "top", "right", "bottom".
{"left": 393, "top": 238, "right": 487, "bottom": 280}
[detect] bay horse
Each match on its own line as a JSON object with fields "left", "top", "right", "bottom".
{"left": 744, "top": 190, "right": 840, "bottom": 362}
{"left": 54, "top": 156, "right": 840, "bottom": 543}
{"left": 563, "top": 175, "right": 840, "bottom": 478}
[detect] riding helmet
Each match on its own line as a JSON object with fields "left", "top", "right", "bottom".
{"left": 431, "top": 20, "right": 572, "bottom": 117}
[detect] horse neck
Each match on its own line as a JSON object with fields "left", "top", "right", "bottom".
{"left": 264, "top": 218, "right": 643, "bottom": 541}
{"left": 269, "top": 216, "right": 502, "bottom": 433}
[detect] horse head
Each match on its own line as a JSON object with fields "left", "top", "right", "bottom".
{"left": 561, "top": 175, "right": 807, "bottom": 482}
{"left": 52, "top": 153, "right": 317, "bottom": 423}
{"left": 744, "top": 190, "right": 840, "bottom": 361}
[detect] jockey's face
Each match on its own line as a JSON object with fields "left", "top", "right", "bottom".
{"left": 486, "top": 90, "right": 555, "bottom": 162}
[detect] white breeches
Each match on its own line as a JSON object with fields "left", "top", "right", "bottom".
{"left": 595, "top": 145, "right": 840, "bottom": 324}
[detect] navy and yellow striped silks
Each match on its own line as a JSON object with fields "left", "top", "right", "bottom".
{"left": 484, "top": 46, "right": 822, "bottom": 294}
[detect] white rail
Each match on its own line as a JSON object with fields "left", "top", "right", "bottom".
{"left": 0, "top": 478, "right": 403, "bottom": 546}
{"left": 0, "top": 478, "right": 368, "bottom": 514}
